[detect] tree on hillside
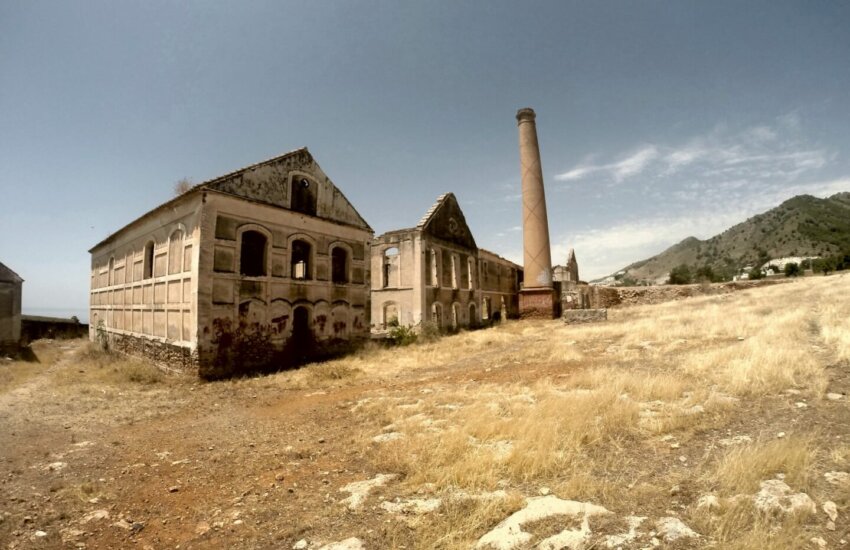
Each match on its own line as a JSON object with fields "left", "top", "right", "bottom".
{"left": 784, "top": 262, "right": 801, "bottom": 277}
{"left": 668, "top": 264, "right": 692, "bottom": 285}
{"left": 695, "top": 265, "right": 716, "bottom": 283}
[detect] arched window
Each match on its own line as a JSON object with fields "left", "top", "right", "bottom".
{"left": 291, "top": 176, "right": 318, "bottom": 216}
{"left": 382, "top": 247, "right": 399, "bottom": 288}
{"left": 143, "top": 241, "right": 154, "bottom": 279}
{"left": 383, "top": 302, "right": 399, "bottom": 328}
{"left": 240, "top": 230, "right": 267, "bottom": 277}
{"left": 467, "top": 257, "right": 475, "bottom": 289}
{"left": 483, "top": 297, "right": 491, "bottom": 320}
{"left": 451, "top": 303, "right": 460, "bottom": 329}
{"left": 331, "top": 247, "right": 349, "bottom": 284}
{"left": 168, "top": 230, "right": 184, "bottom": 275}
{"left": 451, "top": 255, "right": 459, "bottom": 289}
{"left": 469, "top": 303, "right": 477, "bottom": 327}
{"left": 291, "top": 239, "right": 311, "bottom": 280}
{"left": 431, "top": 302, "right": 442, "bottom": 324}
{"left": 427, "top": 249, "right": 438, "bottom": 287}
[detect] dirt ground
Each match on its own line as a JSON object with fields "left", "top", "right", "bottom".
{"left": 2, "top": 276, "right": 850, "bottom": 549}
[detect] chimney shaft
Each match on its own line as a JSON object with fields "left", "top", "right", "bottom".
{"left": 517, "top": 108, "right": 553, "bottom": 289}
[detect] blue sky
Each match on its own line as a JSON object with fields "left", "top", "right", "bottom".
{"left": 1, "top": 1, "right": 849, "bottom": 319}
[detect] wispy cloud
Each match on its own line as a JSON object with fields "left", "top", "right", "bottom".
{"left": 555, "top": 145, "right": 659, "bottom": 182}
{"left": 554, "top": 116, "right": 829, "bottom": 187}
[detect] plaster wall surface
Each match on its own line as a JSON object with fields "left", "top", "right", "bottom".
{"left": 0, "top": 280, "right": 22, "bottom": 348}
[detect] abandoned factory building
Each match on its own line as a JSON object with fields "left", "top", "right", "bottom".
{"left": 0, "top": 261, "right": 23, "bottom": 353}
{"left": 89, "top": 148, "right": 373, "bottom": 378}
{"left": 371, "top": 193, "right": 522, "bottom": 332}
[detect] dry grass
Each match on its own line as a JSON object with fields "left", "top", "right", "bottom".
{"left": 63, "top": 342, "right": 165, "bottom": 386}
{"left": 0, "top": 340, "right": 65, "bottom": 392}
{"left": 708, "top": 435, "right": 816, "bottom": 495}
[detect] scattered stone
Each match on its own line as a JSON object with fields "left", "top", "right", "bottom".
{"left": 233, "top": 519, "right": 243, "bottom": 526}
{"left": 45, "top": 462, "right": 67, "bottom": 472}
{"left": 825, "top": 471, "right": 850, "bottom": 486}
{"left": 293, "top": 539, "right": 308, "bottom": 550}
{"left": 795, "top": 402, "right": 808, "bottom": 409}
{"left": 670, "top": 485, "right": 681, "bottom": 496}
{"left": 340, "top": 474, "right": 397, "bottom": 511}
{"left": 604, "top": 516, "right": 646, "bottom": 548}
{"left": 34, "top": 531, "right": 47, "bottom": 537}
{"left": 785, "top": 389, "right": 802, "bottom": 396}
{"left": 371, "top": 432, "right": 404, "bottom": 444}
{"left": 828, "top": 521, "right": 836, "bottom": 531}
{"left": 475, "top": 495, "right": 611, "bottom": 549}
{"left": 776, "top": 432, "right": 786, "bottom": 438}
{"left": 380, "top": 498, "right": 441, "bottom": 515}
{"left": 696, "top": 495, "right": 720, "bottom": 512}
{"left": 79, "top": 510, "right": 109, "bottom": 524}
{"left": 539, "top": 487, "right": 551, "bottom": 496}
{"left": 678, "top": 456, "right": 687, "bottom": 463}
{"left": 824, "top": 501, "right": 839, "bottom": 521}
{"left": 195, "top": 521, "right": 210, "bottom": 536}
{"left": 318, "top": 538, "right": 365, "bottom": 550}
{"left": 753, "top": 480, "right": 816, "bottom": 515}
{"left": 811, "top": 537, "right": 827, "bottom": 549}
{"left": 655, "top": 517, "right": 699, "bottom": 542}
{"left": 113, "top": 519, "right": 132, "bottom": 530}
{"left": 168, "top": 486, "right": 179, "bottom": 493}
{"left": 719, "top": 435, "right": 752, "bottom": 446}
{"left": 827, "top": 393, "right": 845, "bottom": 401}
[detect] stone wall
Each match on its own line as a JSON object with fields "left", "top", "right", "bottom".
{"left": 564, "top": 309, "right": 607, "bottom": 324}
{"left": 105, "top": 332, "right": 199, "bottom": 374}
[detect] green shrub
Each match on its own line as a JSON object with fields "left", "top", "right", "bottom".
{"left": 388, "top": 324, "right": 418, "bottom": 346}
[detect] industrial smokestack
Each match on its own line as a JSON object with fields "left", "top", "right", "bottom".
{"left": 516, "top": 107, "right": 556, "bottom": 318}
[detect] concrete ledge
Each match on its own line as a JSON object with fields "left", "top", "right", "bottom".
{"left": 563, "top": 309, "right": 607, "bottom": 324}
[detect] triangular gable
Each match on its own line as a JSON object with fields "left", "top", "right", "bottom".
{"left": 0, "top": 261, "right": 23, "bottom": 283}
{"left": 417, "top": 193, "right": 477, "bottom": 250}
{"left": 203, "top": 148, "right": 371, "bottom": 231}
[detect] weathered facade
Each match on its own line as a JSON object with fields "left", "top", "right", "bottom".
{"left": 89, "top": 148, "right": 373, "bottom": 378}
{"left": 370, "top": 193, "right": 521, "bottom": 332}
{"left": 0, "top": 262, "right": 23, "bottom": 352}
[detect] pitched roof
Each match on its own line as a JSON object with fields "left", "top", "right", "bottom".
{"left": 91, "top": 147, "right": 371, "bottom": 252}
{"left": 0, "top": 261, "right": 23, "bottom": 283}
{"left": 416, "top": 192, "right": 452, "bottom": 229}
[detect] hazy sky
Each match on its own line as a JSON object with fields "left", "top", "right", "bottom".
{"left": 2, "top": 1, "right": 849, "bottom": 318}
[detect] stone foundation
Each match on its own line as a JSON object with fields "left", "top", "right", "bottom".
{"left": 519, "top": 288, "right": 557, "bottom": 319}
{"left": 563, "top": 309, "right": 607, "bottom": 324}
{"left": 104, "top": 332, "right": 199, "bottom": 375}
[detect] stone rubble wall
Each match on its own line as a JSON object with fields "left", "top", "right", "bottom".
{"left": 563, "top": 309, "right": 607, "bottom": 324}
{"left": 105, "top": 332, "right": 199, "bottom": 375}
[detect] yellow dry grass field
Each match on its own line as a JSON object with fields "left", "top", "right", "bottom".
{"left": 1, "top": 274, "right": 849, "bottom": 549}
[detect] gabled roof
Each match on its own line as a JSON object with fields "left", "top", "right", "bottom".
{"left": 91, "top": 147, "right": 371, "bottom": 252}
{"left": 0, "top": 262, "right": 23, "bottom": 284}
{"left": 416, "top": 192, "right": 477, "bottom": 250}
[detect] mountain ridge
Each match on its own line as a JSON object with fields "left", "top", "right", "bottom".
{"left": 599, "top": 192, "right": 850, "bottom": 284}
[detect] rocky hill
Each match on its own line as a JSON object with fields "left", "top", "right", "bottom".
{"left": 604, "top": 192, "right": 850, "bottom": 284}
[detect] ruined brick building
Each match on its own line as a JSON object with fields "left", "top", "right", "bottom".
{"left": 89, "top": 148, "right": 372, "bottom": 378}
{"left": 0, "top": 262, "right": 23, "bottom": 352}
{"left": 371, "top": 193, "right": 522, "bottom": 332}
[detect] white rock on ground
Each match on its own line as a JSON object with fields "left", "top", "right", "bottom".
{"left": 475, "top": 495, "right": 611, "bottom": 550}
{"left": 655, "top": 517, "right": 699, "bottom": 542}
{"left": 753, "top": 480, "right": 816, "bottom": 515}
{"left": 340, "top": 474, "right": 397, "bottom": 511}
{"left": 318, "top": 538, "right": 365, "bottom": 550}
{"left": 825, "top": 471, "right": 850, "bottom": 485}
{"left": 292, "top": 540, "right": 308, "bottom": 550}
{"left": 371, "top": 432, "right": 404, "bottom": 443}
{"left": 718, "top": 435, "right": 752, "bottom": 446}
{"left": 826, "top": 393, "right": 845, "bottom": 401}
{"left": 605, "top": 516, "right": 647, "bottom": 548}
{"left": 79, "top": 510, "right": 109, "bottom": 524}
{"left": 695, "top": 495, "right": 720, "bottom": 512}
{"left": 380, "top": 498, "right": 441, "bottom": 515}
{"left": 823, "top": 500, "right": 839, "bottom": 521}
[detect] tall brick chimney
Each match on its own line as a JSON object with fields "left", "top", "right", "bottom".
{"left": 516, "top": 107, "right": 556, "bottom": 318}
